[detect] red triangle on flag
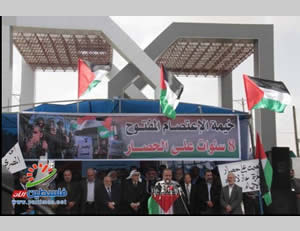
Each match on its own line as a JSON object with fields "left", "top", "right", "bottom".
{"left": 255, "top": 133, "right": 267, "bottom": 159}
{"left": 103, "top": 117, "right": 112, "bottom": 130}
{"left": 78, "top": 59, "right": 96, "bottom": 98}
{"left": 160, "top": 65, "right": 167, "bottom": 90}
{"left": 243, "top": 74, "right": 264, "bottom": 110}
{"left": 152, "top": 194, "right": 179, "bottom": 213}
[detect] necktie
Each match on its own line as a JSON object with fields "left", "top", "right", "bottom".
{"left": 107, "top": 187, "right": 112, "bottom": 199}
{"left": 186, "top": 184, "right": 190, "bottom": 204}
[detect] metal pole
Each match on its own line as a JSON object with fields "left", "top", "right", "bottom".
{"left": 258, "top": 191, "right": 264, "bottom": 215}
{"left": 248, "top": 112, "right": 256, "bottom": 159}
{"left": 293, "top": 106, "right": 300, "bottom": 157}
{"left": 242, "top": 98, "right": 245, "bottom": 112}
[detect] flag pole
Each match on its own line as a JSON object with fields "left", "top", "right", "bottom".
{"left": 293, "top": 106, "right": 300, "bottom": 157}
{"left": 258, "top": 190, "right": 264, "bottom": 215}
{"left": 248, "top": 110, "right": 256, "bottom": 159}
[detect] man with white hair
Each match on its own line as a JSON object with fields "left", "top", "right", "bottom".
{"left": 123, "top": 170, "right": 147, "bottom": 214}
{"left": 80, "top": 168, "right": 101, "bottom": 214}
{"left": 220, "top": 172, "right": 243, "bottom": 214}
{"left": 99, "top": 176, "right": 121, "bottom": 214}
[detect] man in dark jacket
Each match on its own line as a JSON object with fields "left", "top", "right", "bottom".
{"left": 79, "top": 168, "right": 101, "bottom": 215}
{"left": 14, "top": 172, "right": 33, "bottom": 215}
{"left": 123, "top": 170, "right": 147, "bottom": 214}
{"left": 196, "top": 169, "right": 221, "bottom": 215}
{"left": 180, "top": 173, "right": 197, "bottom": 214}
{"left": 98, "top": 176, "right": 121, "bottom": 215}
{"left": 56, "top": 169, "right": 80, "bottom": 214}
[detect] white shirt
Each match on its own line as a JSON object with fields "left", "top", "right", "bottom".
{"left": 106, "top": 186, "right": 112, "bottom": 196}
{"left": 228, "top": 185, "right": 234, "bottom": 198}
{"left": 185, "top": 183, "right": 191, "bottom": 203}
{"left": 87, "top": 181, "right": 95, "bottom": 202}
{"left": 207, "top": 183, "right": 212, "bottom": 201}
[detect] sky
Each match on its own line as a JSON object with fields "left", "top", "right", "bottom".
{"left": 11, "top": 16, "right": 300, "bottom": 153}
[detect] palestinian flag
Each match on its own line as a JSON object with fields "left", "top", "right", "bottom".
{"left": 74, "top": 116, "right": 114, "bottom": 138}
{"left": 160, "top": 65, "right": 184, "bottom": 119}
{"left": 243, "top": 74, "right": 291, "bottom": 113}
{"left": 255, "top": 133, "right": 273, "bottom": 206}
{"left": 148, "top": 194, "right": 179, "bottom": 214}
{"left": 97, "top": 117, "right": 114, "bottom": 138}
{"left": 78, "top": 59, "right": 110, "bottom": 98}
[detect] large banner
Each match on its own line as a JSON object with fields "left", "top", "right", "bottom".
{"left": 218, "top": 159, "right": 260, "bottom": 192}
{"left": 19, "top": 112, "right": 241, "bottom": 160}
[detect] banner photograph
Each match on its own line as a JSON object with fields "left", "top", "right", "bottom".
{"left": 19, "top": 113, "right": 241, "bottom": 160}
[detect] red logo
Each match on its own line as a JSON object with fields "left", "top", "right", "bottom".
{"left": 12, "top": 190, "right": 27, "bottom": 198}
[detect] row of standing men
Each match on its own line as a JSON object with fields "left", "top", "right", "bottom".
{"left": 15, "top": 167, "right": 246, "bottom": 215}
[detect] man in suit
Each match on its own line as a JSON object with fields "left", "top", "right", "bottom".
{"left": 197, "top": 169, "right": 221, "bottom": 215}
{"left": 99, "top": 176, "right": 121, "bottom": 215}
{"left": 190, "top": 166, "right": 204, "bottom": 185}
{"left": 175, "top": 168, "right": 184, "bottom": 184}
{"left": 180, "top": 173, "right": 197, "bottom": 214}
{"left": 56, "top": 169, "right": 80, "bottom": 214}
{"left": 220, "top": 172, "right": 243, "bottom": 215}
{"left": 14, "top": 172, "right": 34, "bottom": 215}
{"left": 80, "top": 168, "right": 101, "bottom": 215}
{"left": 123, "top": 170, "right": 147, "bottom": 214}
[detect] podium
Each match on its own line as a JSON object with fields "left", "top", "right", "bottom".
{"left": 148, "top": 181, "right": 189, "bottom": 214}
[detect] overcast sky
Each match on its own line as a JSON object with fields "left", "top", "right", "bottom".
{"left": 12, "top": 16, "right": 300, "bottom": 152}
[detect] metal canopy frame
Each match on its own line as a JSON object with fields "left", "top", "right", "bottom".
{"left": 12, "top": 27, "right": 113, "bottom": 71}
{"left": 156, "top": 38, "right": 255, "bottom": 77}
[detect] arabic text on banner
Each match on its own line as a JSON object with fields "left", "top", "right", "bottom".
{"left": 2, "top": 143, "right": 27, "bottom": 174}
{"left": 218, "top": 159, "right": 260, "bottom": 193}
{"left": 19, "top": 113, "right": 241, "bottom": 160}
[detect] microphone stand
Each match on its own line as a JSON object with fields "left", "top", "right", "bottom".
{"left": 177, "top": 186, "right": 190, "bottom": 215}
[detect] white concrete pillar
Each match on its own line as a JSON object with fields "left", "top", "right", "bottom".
{"left": 2, "top": 18, "right": 15, "bottom": 112}
{"left": 20, "top": 60, "right": 35, "bottom": 111}
{"left": 219, "top": 72, "right": 233, "bottom": 109}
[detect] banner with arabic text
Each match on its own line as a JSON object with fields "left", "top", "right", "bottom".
{"left": 218, "top": 159, "right": 260, "bottom": 192}
{"left": 19, "top": 113, "right": 241, "bottom": 160}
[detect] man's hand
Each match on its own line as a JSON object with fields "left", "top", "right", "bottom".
{"left": 130, "top": 202, "right": 136, "bottom": 209}
{"left": 225, "top": 205, "right": 232, "bottom": 213}
{"left": 207, "top": 201, "right": 214, "bottom": 208}
{"left": 108, "top": 202, "right": 115, "bottom": 210}
{"left": 130, "top": 202, "right": 139, "bottom": 211}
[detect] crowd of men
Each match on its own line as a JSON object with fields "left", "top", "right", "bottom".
{"left": 14, "top": 165, "right": 271, "bottom": 215}
{"left": 22, "top": 117, "right": 71, "bottom": 159}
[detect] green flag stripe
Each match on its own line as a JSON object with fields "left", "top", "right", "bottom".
{"left": 263, "top": 159, "right": 273, "bottom": 189}
{"left": 148, "top": 196, "right": 159, "bottom": 214}
{"left": 82, "top": 79, "right": 101, "bottom": 96}
{"left": 160, "top": 89, "right": 176, "bottom": 119}
{"left": 253, "top": 97, "right": 287, "bottom": 113}
{"left": 263, "top": 191, "right": 272, "bottom": 206}
{"left": 97, "top": 126, "right": 114, "bottom": 138}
